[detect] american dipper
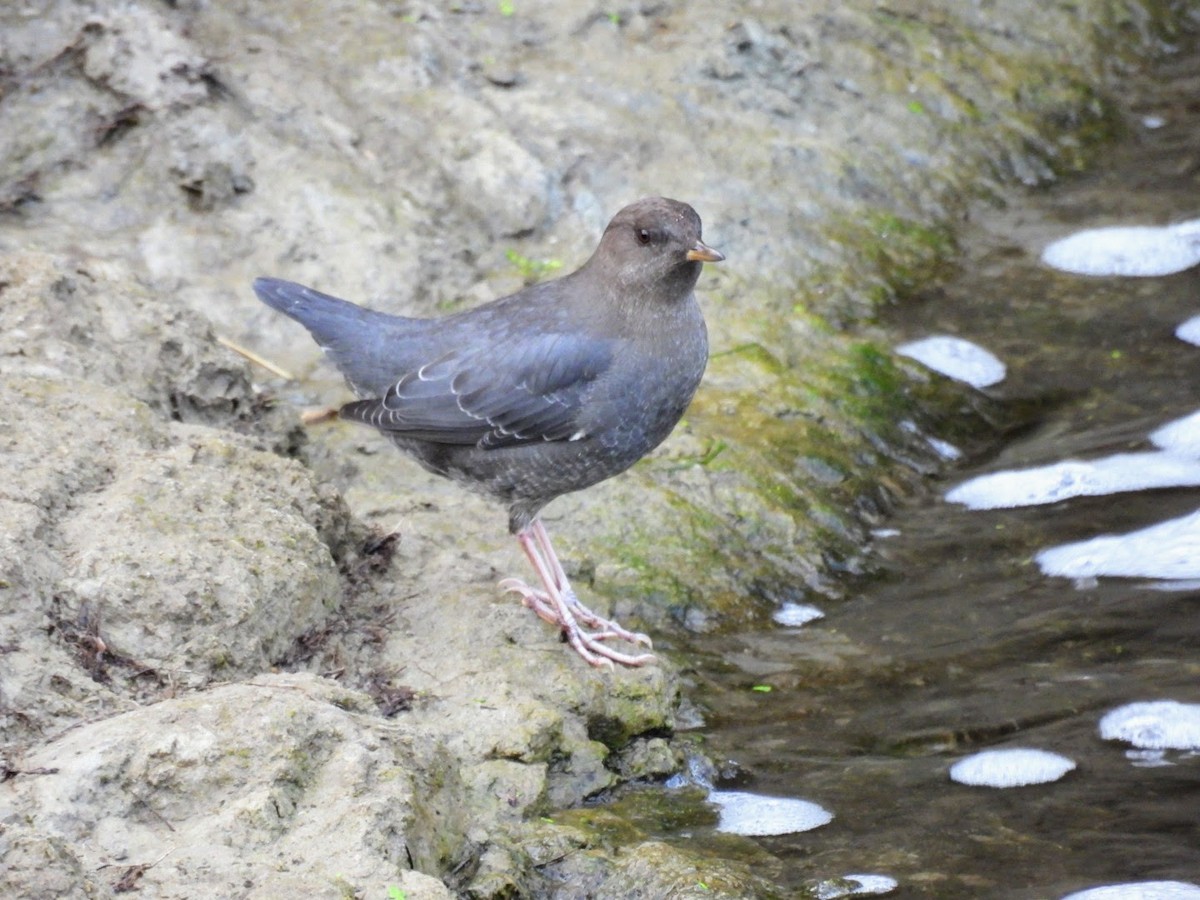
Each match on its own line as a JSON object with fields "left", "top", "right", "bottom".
{"left": 254, "top": 197, "right": 723, "bottom": 667}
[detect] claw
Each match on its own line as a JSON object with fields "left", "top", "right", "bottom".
{"left": 501, "top": 520, "right": 657, "bottom": 668}
{"left": 500, "top": 577, "right": 561, "bottom": 626}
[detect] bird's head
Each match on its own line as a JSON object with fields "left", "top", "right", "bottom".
{"left": 587, "top": 197, "right": 723, "bottom": 300}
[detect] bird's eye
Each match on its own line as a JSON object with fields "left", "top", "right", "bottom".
{"left": 636, "top": 228, "right": 652, "bottom": 245}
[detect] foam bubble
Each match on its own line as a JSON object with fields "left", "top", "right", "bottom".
{"left": 1174, "top": 315, "right": 1200, "bottom": 347}
{"left": 1060, "top": 881, "right": 1200, "bottom": 900}
{"left": 1041, "top": 219, "right": 1200, "bottom": 277}
{"left": 896, "top": 336, "right": 1006, "bottom": 389}
{"left": 1036, "top": 508, "right": 1200, "bottom": 580}
{"left": 946, "top": 452, "right": 1200, "bottom": 510}
{"left": 709, "top": 790, "right": 833, "bottom": 836}
{"left": 1099, "top": 701, "right": 1200, "bottom": 751}
{"left": 1124, "top": 748, "right": 1172, "bottom": 768}
{"left": 1149, "top": 408, "right": 1200, "bottom": 456}
{"left": 815, "top": 874, "right": 900, "bottom": 898}
{"left": 948, "top": 748, "right": 1076, "bottom": 787}
{"left": 773, "top": 602, "right": 825, "bottom": 627}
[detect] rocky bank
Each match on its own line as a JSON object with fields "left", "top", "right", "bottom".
{"left": 1, "top": 1, "right": 1196, "bottom": 897}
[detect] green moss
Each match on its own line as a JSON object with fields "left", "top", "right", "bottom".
{"left": 550, "top": 808, "right": 645, "bottom": 848}
{"left": 859, "top": 2, "right": 1126, "bottom": 185}
{"left": 826, "top": 211, "right": 958, "bottom": 307}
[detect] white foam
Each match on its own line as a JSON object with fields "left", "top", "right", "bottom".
{"left": 927, "top": 436, "right": 963, "bottom": 460}
{"left": 709, "top": 790, "right": 833, "bottom": 836}
{"left": 1149, "top": 408, "right": 1200, "bottom": 456}
{"left": 773, "top": 602, "right": 825, "bottom": 627}
{"left": 1041, "top": 219, "right": 1200, "bottom": 277}
{"left": 900, "top": 418, "right": 962, "bottom": 460}
{"left": 1060, "top": 881, "right": 1200, "bottom": 900}
{"left": 1177, "top": 220, "right": 1200, "bottom": 241}
{"left": 1146, "top": 579, "right": 1200, "bottom": 593}
{"left": 1036, "top": 508, "right": 1200, "bottom": 580}
{"left": 896, "top": 336, "right": 1006, "bottom": 389}
{"left": 815, "top": 874, "right": 900, "bottom": 898}
{"left": 1124, "top": 748, "right": 1172, "bottom": 768}
{"left": 946, "top": 452, "right": 1200, "bottom": 510}
{"left": 1099, "top": 701, "right": 1200, "bottom": 751}
{"left": 1174, "top": 315, "right": 1200, "bottom": 347}
{"left": 948, "top": 748, "right": 1075, "bottom": 787}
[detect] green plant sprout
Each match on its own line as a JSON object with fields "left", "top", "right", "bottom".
{"left": 506, "top": 248, "right": 563, "bottom": 283}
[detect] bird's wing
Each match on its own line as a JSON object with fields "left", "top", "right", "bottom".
{"left": 340, "top": 331, "right": 613, "bottom": 449}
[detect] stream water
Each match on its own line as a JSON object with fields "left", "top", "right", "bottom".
{"left": 673, "top": 51, "right": 1200, "bottom": 899}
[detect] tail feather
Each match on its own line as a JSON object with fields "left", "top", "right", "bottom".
{"left": 254, "top": 277, "right": 392, "bottom": 334}
{"left": 253, "top": 277, "right": 418, "bottom": 396}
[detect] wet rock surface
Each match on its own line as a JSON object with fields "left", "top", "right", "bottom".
{"left": 1, "top": 0, "right": 1193, "bottom": 897}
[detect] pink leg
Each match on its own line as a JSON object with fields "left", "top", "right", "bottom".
{"left": 499, "top": 519, "right": 655, "bottom": 668}
{"left": 527, "top": 520, "right": 653, "bottom": 644}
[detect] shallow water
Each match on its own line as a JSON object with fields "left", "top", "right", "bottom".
{"left": 678, "top": 52, "right": 1200, "bottom": 898}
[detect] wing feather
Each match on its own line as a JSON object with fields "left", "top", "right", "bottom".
{"left": 341, "top": 332, "right": 612, "bottom": 449}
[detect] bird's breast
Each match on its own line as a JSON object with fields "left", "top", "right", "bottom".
{"left": 579, "top": 300, "right": 708, "bottom": 453}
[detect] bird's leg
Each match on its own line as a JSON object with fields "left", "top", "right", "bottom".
{"left": 529, "top": 520, "right": 653, "bottom": 647}
{"left": 499, "top": 520, "right": 655, "bottom": 668}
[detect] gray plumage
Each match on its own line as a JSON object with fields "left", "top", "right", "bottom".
{"left": 254, "top": 196, "right": 721, "bottom": 534}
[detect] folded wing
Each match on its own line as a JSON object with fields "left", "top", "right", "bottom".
{"left": 341, "top": 331, "right": 613, "bottom": 449}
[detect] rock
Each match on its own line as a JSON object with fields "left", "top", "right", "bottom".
{"left": 0, "top": 242, "right": 686, "bottom": 898}
{"left": 0, "top": 252, "right": 284, "bottom": 434}
{"left": 80, "top": 4, "right": 214, "bottom": 111}
{"left": 440, "top": 117, "right": 554, "bottom": 239}
{"left": 0, "top": 674, "right": 468, "bottom": 898}
{"left": 523, "top": 834, "right": 787, "bottom": 900}
{"left": 602, "top": 840, "right": 785, "bottom": 899}
{"left": 0, "top": 823, "right": 112, "bottom": 900}
{"left": 57, "top": 427, "right": 342, "bottom": 683}
{"left": 0, "top": 251, "right": 352, "bottom": 742}
{"left": 613, "top": 736, "right": 681, "bottom": 780}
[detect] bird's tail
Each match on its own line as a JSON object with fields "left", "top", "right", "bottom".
{"left": 253, "top": 277, "right": 386, "bottom": 333}
{"left": 253, "top": 277, "right": 414, "bottom": 396}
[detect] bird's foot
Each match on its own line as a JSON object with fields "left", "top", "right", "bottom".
{"left": 500, "top": 578, "right": 656, "bottom": 668}
{"left": 568, "top": 591, "right": 653, "bottom": 649}
{"left": 499, "top": 578, "right": 562, "bottom": 626}
{"left": 499, "top": 578, "right": 653, "bottom": 647}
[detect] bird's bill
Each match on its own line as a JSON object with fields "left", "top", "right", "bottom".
{"left": 686, "top": 240, "right": 725, "bottom": 263}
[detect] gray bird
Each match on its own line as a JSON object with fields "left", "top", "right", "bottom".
{"left": 254, "top": 196, "right": 723, "bottom": 667}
